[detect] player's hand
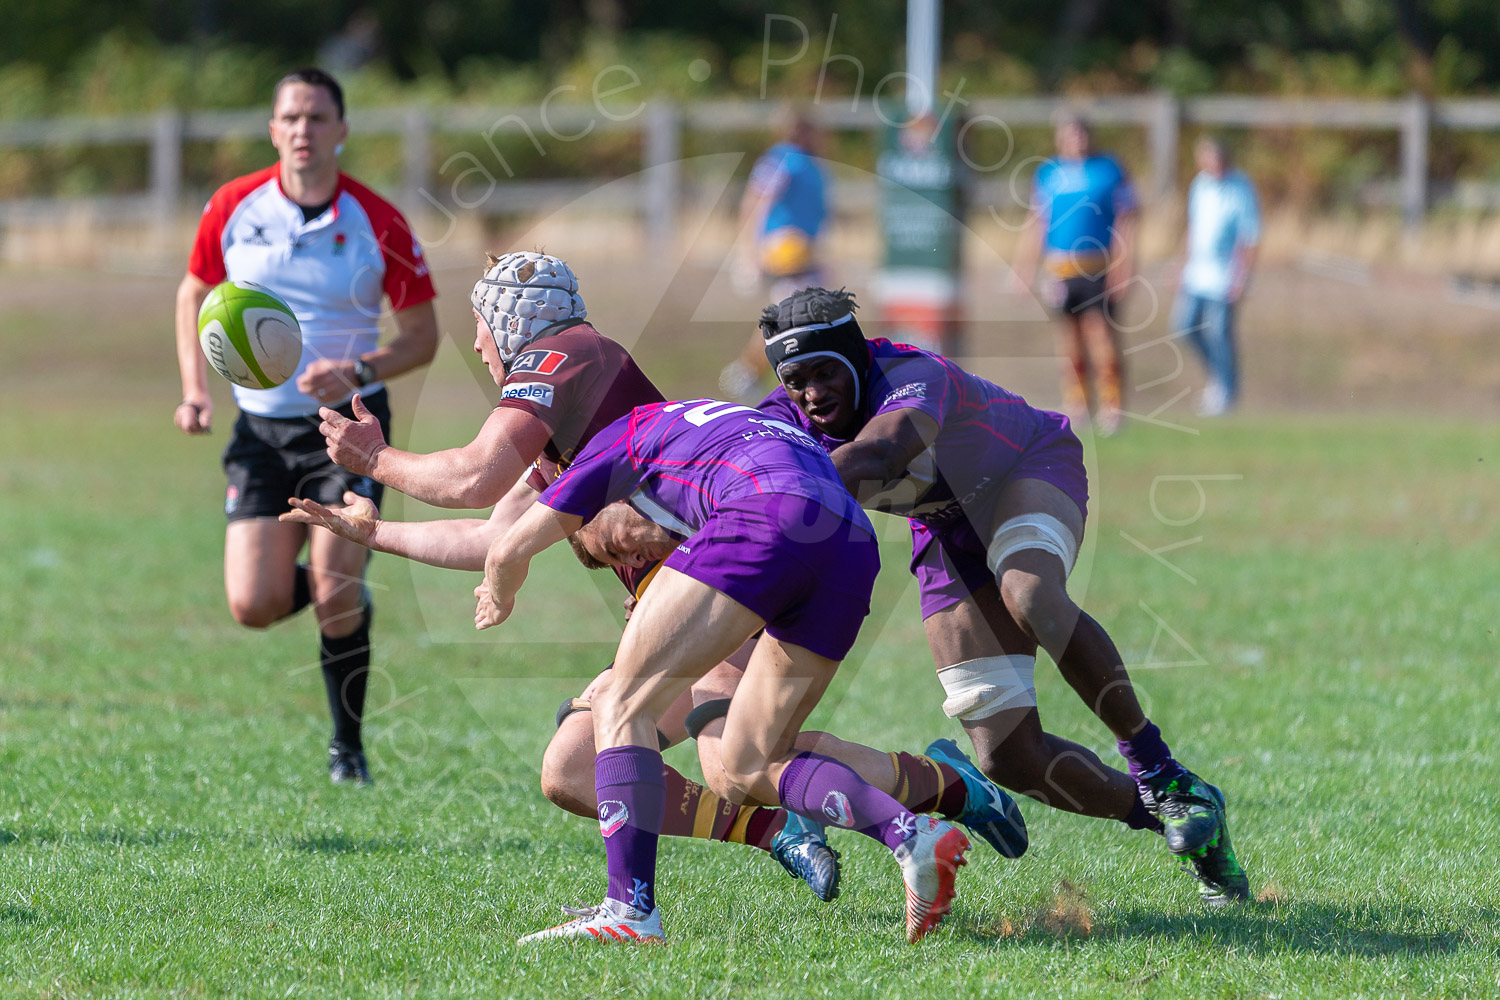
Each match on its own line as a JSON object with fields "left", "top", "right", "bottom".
{"left": 319, "top": 394, "right": 387, "bottom": 476}
{"left": 474, "top": 582, "right": 514, "bottom": 630}
{"left": 174, "top": 395, "right": 213, "bottom": 435}
{"left": 280, "top": 491, "right": 379, "bottom": 546}
{"left": 297, "top": 358, "right": 356, "bottom": 405}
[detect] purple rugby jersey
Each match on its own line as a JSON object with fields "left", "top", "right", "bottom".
{"left": 538, "top": 399, "right": 871, "bottom": 535}
{"left": 757, "top": 338, "right": 1089, "bottom": 531}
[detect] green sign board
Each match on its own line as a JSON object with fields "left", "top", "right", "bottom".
{"left": 877, "top": 111, "right": 963, "bottom": 275}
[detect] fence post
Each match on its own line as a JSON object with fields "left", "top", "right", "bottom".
{"left": 1400, "top": 93, "right": 1430, "bottom": 231}
{"left": 1148, "top": 90, "right": 1179, "bottom": 202}
{"left": 402, "top": 107, "right": 432, "bottom": 216}
{"left": 642, "top": 102, "right": 680, "bottom": 247}
{"left": 150, "top": 110, "right": 183, "bottom": 217}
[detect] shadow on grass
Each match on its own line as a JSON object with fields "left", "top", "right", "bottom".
{"left": 0, "top": 825, "right": 536, "bottom": 857}
{"left": 1, "top": 826, "right": 201, "bottom": 848}
{"left": 290, "top": 832, "right": 536, "bottom": 856}
{"left": 961, "top": 898, "right": 1493, "bottom": 957}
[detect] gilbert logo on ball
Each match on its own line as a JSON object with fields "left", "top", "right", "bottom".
{"left": 198, "top": 280, "right": 303, "bottom": 389}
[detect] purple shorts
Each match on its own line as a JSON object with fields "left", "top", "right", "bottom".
{"left": 664, "top": 494, "right": 879, "bottom": 660}
{"left": 910, "top": 413, "right": 1089, "bottom": 620}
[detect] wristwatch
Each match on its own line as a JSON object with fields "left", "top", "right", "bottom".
{"left": 352, "top": 358, "right": 376, "bottom": 387}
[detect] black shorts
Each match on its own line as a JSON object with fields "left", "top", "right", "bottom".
{"left": 1044, "top": 274, "right": 1109, "bottom": 316}
{"left": 221, "top": 390, "right": 391, "bottom": 522}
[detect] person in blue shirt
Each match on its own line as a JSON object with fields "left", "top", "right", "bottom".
{"left": 1013, "top": 116, "right": 1139, "bottom": 435}
{"left": 1173, "top": 138, "right": 1260, "bottom": 416}
{"left": 720, "top": 109, "right": 831, "bottom": 401}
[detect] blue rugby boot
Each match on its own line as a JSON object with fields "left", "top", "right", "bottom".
{"left": 771, "top": 811, "right": 841, "bottom": 902}
{"left": 924, "top": 738, "right": 1028, "bottom": 859}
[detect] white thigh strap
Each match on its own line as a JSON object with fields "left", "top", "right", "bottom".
{"left": 936, "top": 655, "right": 1038, "bottom": 721}
{"left": 986, "top": 513, "right": 1079, "bottom": 577}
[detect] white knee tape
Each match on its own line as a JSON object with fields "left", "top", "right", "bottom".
{"left": 937, "top": 655, "right": 1038, "bottom": 721}
{"left": 986, "top": 513, "right": 1079, "bottom": 577}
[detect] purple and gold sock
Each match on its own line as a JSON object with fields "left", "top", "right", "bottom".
{"left": 1117, "top": 720, "right": 1186, "bottom": 788}
{"left": 778, "top": 751, "right": 919, "bottom": 852}
{"left": 596, "top": 745, "right": 666, "bottom": 914}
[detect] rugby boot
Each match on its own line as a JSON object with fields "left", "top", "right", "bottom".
{"left": 517, "top": 898, "right": 665, "bottom": 945}
{"left": 924, "top": 738, "right": 1028, "bottom": 859}
{"left": 328, "top": 739, "right": 372, "bottom": 785}
{"left": 893, "top": 816, "right": 970, "bottom": 944}
{"left": 1181, "top": 784, "right": 1250, "bottom": 907}
{"left": 1141, "top": 767, "right": 1221, "bottom": 857}
{"left": 770, "top": 812, "right": 841, "bottom": 902}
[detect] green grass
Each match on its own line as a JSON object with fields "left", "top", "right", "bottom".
{"left": 2, "top": 255, "right": 1498, "bottom": 998}
{"left": 3, "top": 402, "right": 1497, "bottom": 999}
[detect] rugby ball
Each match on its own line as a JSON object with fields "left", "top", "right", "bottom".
{"left": 198, "top": 280, "right": 303, "bottom": 389}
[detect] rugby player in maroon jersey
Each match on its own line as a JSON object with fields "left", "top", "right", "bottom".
{"left": 286, "top": 255, "right": 1028, "bottom": 902}
{"left": 283, "top": 252, "right": 845, "bottom": 893}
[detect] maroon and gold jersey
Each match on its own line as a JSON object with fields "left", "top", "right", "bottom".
{"left": 498, "top": 323, "right": 664, "bottom": 471}
{"left": 496, "top": 321, "right": 665, "bottom": 596}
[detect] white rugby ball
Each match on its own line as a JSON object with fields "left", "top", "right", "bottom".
{"left": 198, "top": 280, "right": 303, "bottom": 389}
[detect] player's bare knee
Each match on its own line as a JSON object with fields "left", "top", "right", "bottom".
{"left": 1000, "top": 570, "right": 1073, "bottom": 645}
{"left": 792, "top": 730, "right": 838, "bottom": 755}
{"left": 227, "top": 594, "right": 282, "bottom": 630}
{"left": 718, "top": 744, "right": 776, "bottom": 805}
{"left": 540, "top": 718, "right": 597, "bottom": 817}
{"left": 309, "top": 580, "right": 366, "bottom": 633}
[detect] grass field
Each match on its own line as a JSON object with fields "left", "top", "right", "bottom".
{"left": 2, "top": 265, "right": 1498, "bottom": 998}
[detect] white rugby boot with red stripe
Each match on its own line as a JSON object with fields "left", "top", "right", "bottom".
{"left": 893, "top": 816, "right": 971, "bottom": 943}
{"left": 516, "top": 898, "right": 665, "bottom": 945}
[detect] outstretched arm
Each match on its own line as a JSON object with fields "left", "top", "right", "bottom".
{"left": 829, "top": 408, "right": 939, "bottom": 505}
{"left": 281, "top": 474, "right": 542, "bottom": 571}
{"left": 476, "top": 502, "right": 584, "bottom": 629}
{"left": 320, "top": 400, "right": 554, "bottom": 510}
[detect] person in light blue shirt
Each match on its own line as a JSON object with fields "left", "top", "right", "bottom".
{"left": 1013, "top": 116, "right": 1139, "bottom": 435}
{"left": 720, "top": 109, "right": 831, "bottom": 401}
{"left": 1173, "top": 138, "right": 1260, "bottom": 415}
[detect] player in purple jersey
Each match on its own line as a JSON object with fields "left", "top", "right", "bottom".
{"left": 475, "top": 400, "right": 979, "bottom": 945}
{"left": 754, "top": 287, "right": 1249, "bottom": 906}
{"left": 283, "top": 252, "right": 853, "bottom": 897}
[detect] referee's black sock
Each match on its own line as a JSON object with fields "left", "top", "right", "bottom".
{"left": 320, "top": 611, "right": 371, "bottom": 751}
{"left": 284, "top": 564, "right": 312, "bottom": 620}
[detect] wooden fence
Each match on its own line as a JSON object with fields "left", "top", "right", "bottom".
{"left": 2, "top": 93, "right": 1497, "bottom": 238}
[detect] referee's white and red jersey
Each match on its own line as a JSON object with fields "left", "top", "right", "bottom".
{"left": 189, "top": 165, "right": 437, "bottom": 417}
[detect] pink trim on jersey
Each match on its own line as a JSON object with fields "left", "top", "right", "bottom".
{"left": 650, "top": 456, "right": 766, "bottom": 493}
{"left": 657, "top": 473, "right": 711, "bottom": 496}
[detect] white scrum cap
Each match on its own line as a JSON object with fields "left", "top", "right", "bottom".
{"left": 470, "top": 251, "right": 587, "bottom": 366}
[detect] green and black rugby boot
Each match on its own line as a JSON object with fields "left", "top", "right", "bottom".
{"left": 1180, "top": 783, "right": 1250, "bottom": 906}
{"left": 1142, "top": 767, "right": 1223, "bottom": 857}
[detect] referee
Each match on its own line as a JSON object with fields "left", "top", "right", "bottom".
{"left": 172, "top": 68, "right": 439, "bottom": 784}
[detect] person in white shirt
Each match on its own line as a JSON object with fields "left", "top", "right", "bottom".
{"left": 171, "top": 68, "right": 439, "bottom": 784}
{"left": 1173, "top": 137, "right": 1260, "bottom": 416}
